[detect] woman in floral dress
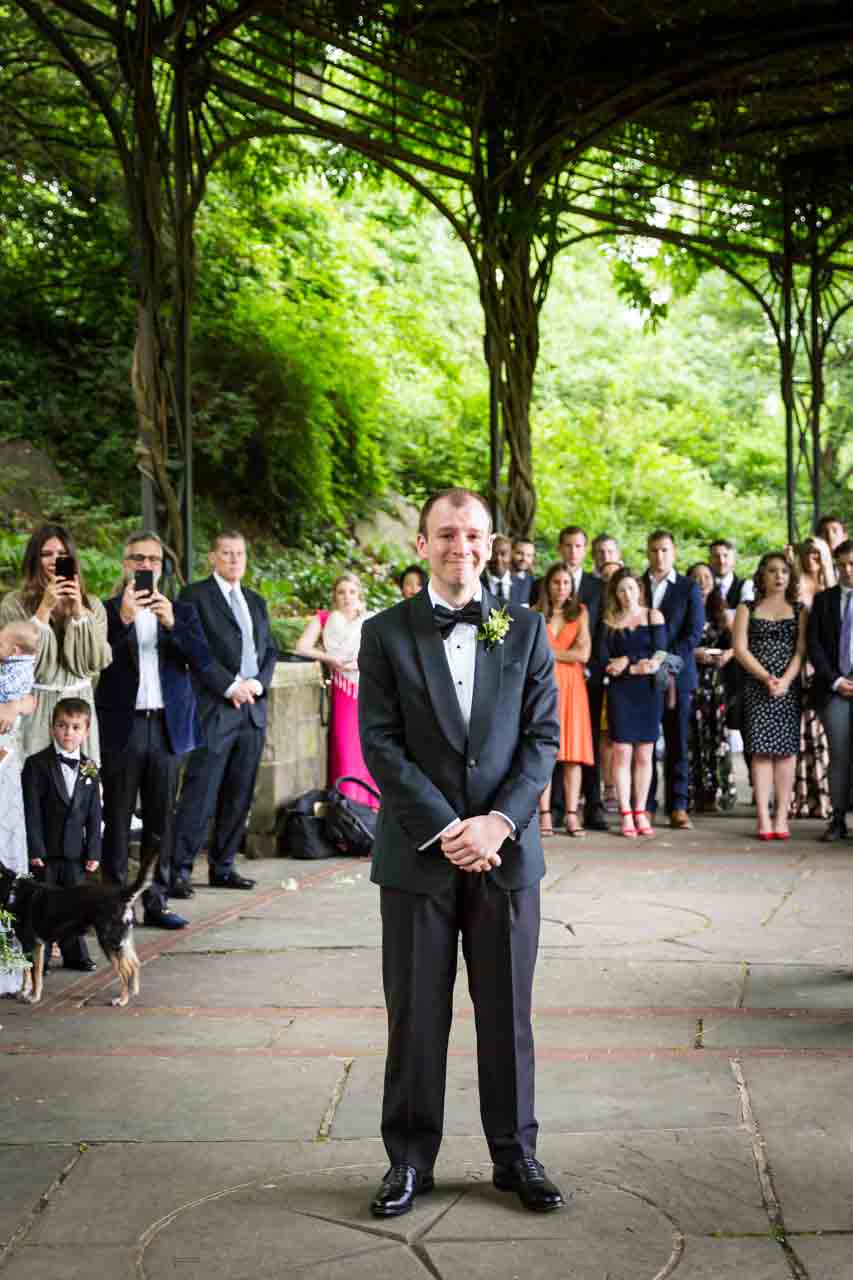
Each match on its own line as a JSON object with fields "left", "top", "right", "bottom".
{"left": 687, "top": 563, "right": 737, "bottom": 812}
{"left": 789, "top": 537, "right": 834, "bottom": 821}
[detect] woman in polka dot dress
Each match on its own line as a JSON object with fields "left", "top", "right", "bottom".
{"left": 734, "top": 552, "right": 806, "bottom": 841}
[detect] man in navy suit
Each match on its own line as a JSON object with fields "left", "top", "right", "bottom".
{"left": 643, "top": 530, "right": 705, "bottom": 828}
{"left": 95, "top": 531, "right": 211, "bottom": 928}
{"left": 171, "top": 531, "right": 278, "bottom": 892}
{"left": 359, "top": 488, "right": 563, "bottom": 1218}
{"left": 510, "top": 538, "right": 537, "bottom": 606}
{"left": 808, "top": 539, "right": 853, "bottom": 841}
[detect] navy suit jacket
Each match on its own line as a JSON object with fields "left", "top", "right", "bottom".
{"left": 95, "top": 596, "right": 211, "bottom": 758}
{"left": 178, "top": 576, "right": 278, "bottom": 748}
{"left": 22, "top": 746, "right": 102, "bottom": 864}
{"left": 358, "top": 588, "right": 559, "bottom": 896}
{"left": 642, "top": 571, "right": 705, "bottom": 693}
{"left": 808, "top": 585, "right": 847, "bottom": 710}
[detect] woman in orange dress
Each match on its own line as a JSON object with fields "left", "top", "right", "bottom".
{"left": 534, "top": 562, "right": 594, "bottom": 836}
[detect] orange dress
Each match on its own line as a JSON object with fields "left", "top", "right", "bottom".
{"left": 547, "top": 615, "right": 594, "bottom": 765}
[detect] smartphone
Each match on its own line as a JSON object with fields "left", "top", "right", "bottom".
{"left": 55, "top": 555, "right": 76, "bottom": 580}
{"left": 134, "top": 569, "right": 154, "bottom": 596}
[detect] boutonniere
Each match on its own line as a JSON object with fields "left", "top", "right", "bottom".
{"left": 479, "top": 606, "right": 512, "bottom": 650}
{"left": 80, "top": 760, "right": 99, "bottom": 785}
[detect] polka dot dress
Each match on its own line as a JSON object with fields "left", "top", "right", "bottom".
{"left": 742, "top": 605, "right": 802, "bottom": 757}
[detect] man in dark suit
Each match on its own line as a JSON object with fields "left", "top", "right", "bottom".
{"left": 709, "top": 538, "right": 753, "bottom": 732}
{"left": 22, "top": 697, "right": 101, "bottom": 970}
{"left": 510, "top": 538, "right": 537, "bottom": 606}
{"left": 359, "top": 487, "right": 562, "bottom": 1218}
{"left": 171, "top": 531, "right": 278, "bottom": 893}
{"left": 481, "top": 534, "right": 514, "bottom": 603}
{"left": 808, "top": 539, "right": 853, "bottom": 841}
{"left": 95, "top": 530, "right": 211, "bottom": 928}
{"left": 643, "top": 530, "right": 705, "bottom": 828}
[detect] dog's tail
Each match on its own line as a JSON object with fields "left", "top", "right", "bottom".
{"left": 122, "top": 836, "right": 161, "bottom": 908}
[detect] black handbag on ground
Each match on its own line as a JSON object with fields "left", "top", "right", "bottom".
{"left": 324, "top": 776, "right": 381, "bottom": 857}
{"left": 278, "top": 789, "right": 338, "bottom": 860}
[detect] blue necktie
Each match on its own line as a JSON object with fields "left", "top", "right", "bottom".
{"left": 230, "top": 589, "right": 259, "bottom": 679}
{"left": 841, "top": 592, "right": 853, "bottom": 677}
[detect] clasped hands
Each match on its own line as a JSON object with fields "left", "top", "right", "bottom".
{"left": 765, "top": 673, "right": 790, "bottom": 698}
{"left": 440, "top": 813, "right": 510, "bottom": 874}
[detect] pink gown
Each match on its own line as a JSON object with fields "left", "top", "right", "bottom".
{"left": 317, "top": 610, "right": 380, "bottom": 809}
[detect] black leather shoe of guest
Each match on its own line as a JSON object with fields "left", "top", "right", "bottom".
{"left": 65, "top": 959, "right": 97, "bottom": 972}
{"left": 493, "top": 1157, "right": 565, "bottom": 1212}
{"left": 143, "top": 909, "right": 188, "bottom": 930}
{"left": 821, "top": 814, "right": 848, "bottom": 843}
{"left": 584, "top": 807, "right": 609, "bottom": 832}
{"left": 369, "top": 1164, "right": 435, "bottom": 1218}
{"left": 170, "top": 880, "right": 195, "bottom": 899}
{"left": 208, "top": 870, "right": 257, "bottom": 890}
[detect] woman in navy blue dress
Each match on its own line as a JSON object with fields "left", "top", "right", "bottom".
{"left": 597, "top": 569, "right": 667, "bottom": 837}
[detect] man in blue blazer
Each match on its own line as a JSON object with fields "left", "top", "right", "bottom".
{"left": 95, "top": 531, "right": 211, "bottom": 927}
{"left": 642, "top": 531, "right": 705, "bottom": 827}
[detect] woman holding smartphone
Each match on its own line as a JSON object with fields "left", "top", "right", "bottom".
{"left": 0, "top": 523, "right": 111, "bottom": 762}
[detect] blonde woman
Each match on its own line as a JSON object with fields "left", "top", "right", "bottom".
{"left": 796, "top": 536, "right": 836, "bottom": 609}
{"left": 296, "top": 572, "right": 379, "bottom": 808}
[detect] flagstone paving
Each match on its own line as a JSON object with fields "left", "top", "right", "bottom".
{"left": 2, "top": 810, "right": 853, "bottom": 1277}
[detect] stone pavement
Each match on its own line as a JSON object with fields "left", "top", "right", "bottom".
{"left": 1, "top": 810, "right": 853, "bottom": 1278}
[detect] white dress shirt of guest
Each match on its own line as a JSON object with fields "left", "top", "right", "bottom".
{"left": 484, "top": 534, "right": 514, "bottom": 602}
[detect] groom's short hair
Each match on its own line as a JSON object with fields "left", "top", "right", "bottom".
{"left": 418, "top": 488, "right": 492, "bottom": 537}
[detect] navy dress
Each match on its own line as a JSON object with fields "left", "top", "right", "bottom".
{"left": 598, "top": 620, "right": 667, "bottom": 744}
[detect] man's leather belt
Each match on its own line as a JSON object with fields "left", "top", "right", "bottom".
{"left": 135, "top": 708, "right": 165, "bottom": 718}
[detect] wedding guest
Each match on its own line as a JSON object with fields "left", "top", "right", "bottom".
{"left": 510, "top": 539, "right": 536, "bottom": 606}
{"left": 295, "top": 572, "right": 380, "bottom": 809}
{"left": 171, "top": 532, "right": 278, "bottom": 895}
{"left": 816, "top": 514, "right": 848, "bottom": 554}
{"left": 788, "top": 539, "right": 834, "bottom": 821}
{"left": 0, "top": 523, "right": 111, "bottom": 763}
{"left": 597, "top": 560, "right": 623, "bottom": 812}
{"left": 534, "top": 564, "right": 593, "bottom": 837}
{"left": 686, "top": 563, "right": 736, "bottom": 813}
{"left": 398, "top": 565, "right": 427, "bottom": 599}
{"left": 592, "top": 533, "right": 622, "bottom": 577}
{"left": 95, "top": 530, "right": 211, "bottom": 929}
{"left": 734, "top": 552, "right": 806, "bottom": 840}
{"left": 643, "top": 531, "right": 705, "bottom": 828}
{"left": 0, "top": 676, "right": 37, "bottom": 997}
{"left": 807, "top": 538, "right": 853, "bottom": 842}
{"left": 482, "top": 535, "right": 513, "bottom": 602}
{"left": 709, "top": 539, "right": 753, "bottom": 619}
{"left": 597, "top": 569, "right": 666, "bottom": 837}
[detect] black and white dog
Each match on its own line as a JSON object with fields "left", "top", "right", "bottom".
{"left": 0, "top": 840, "right": 160, "bottom": 1007}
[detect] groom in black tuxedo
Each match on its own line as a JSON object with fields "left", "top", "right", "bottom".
{"left": 358, "top": 487, "right": 562, "bottom": 1218}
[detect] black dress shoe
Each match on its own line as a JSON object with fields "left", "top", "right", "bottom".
{"left": 821, "top": 813, "right": 848, "bottom": 843}
{"left": 143, "top": 909, "right": 188, "bottom": 930}
{"left": 170, "top": 880, "right": 195, "bottom": 899}
{"left": 208, "top": 870, "right": 256, "bottom": 890}
{"left": 369, "top": 1164, "right": 435, "bottom": 1218}
{"left": 584, "top": 807, "right": 609, "bottom": 832}
{"left": 65, "top": 959, "right": 97, "bottom": 972}
{"left": 493, "top": 1157, "right": 565, "bottom": 1212}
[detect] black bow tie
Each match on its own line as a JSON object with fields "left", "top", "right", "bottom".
{"left": 432, "top": 600, "right": 482, "bottom": 638}
{"left": 57, "top": 755, "right": 79, "bottom": 770}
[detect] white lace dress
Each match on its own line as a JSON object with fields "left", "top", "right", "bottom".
{"left": 0, "top": 724, "right": 27, "bottom": 995}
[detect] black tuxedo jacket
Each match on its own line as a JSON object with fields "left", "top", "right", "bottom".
{"left": 808, "top": 585, "right": 848, "bottom": 709}
{"left": 723, "top": 575, "right": 746, "bottom": 609}
{"left": 358, "top": 588, "right": 559, "bottom": 896}
{"left": 95, "top": 597, "right": 211, "bottom": 758}
{"left": 642, "top": 571, "right": 705, "bottom": 693}
{"left": 22, "top": 746, "right": 102, "bottom": 864}
{"left": 178, "top": 576, "right": 278, "bottom": 747}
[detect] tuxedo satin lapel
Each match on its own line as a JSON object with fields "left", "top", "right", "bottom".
{"left": 410, "top": 590, "right": 467, "bottom": 755}
{"left": 48, "top": 755, "right": 71, "bottom": 808}
{"left": 468, "top": 592, "right": 504, "bottom": 759}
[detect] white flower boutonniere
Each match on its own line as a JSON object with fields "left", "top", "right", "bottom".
{"left": 479, "top": 606, "right": 512, "bottom": 650}
{"left": 80, "top": 760, "right": 99, "bottom": 786}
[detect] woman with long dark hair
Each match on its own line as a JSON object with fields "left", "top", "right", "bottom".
{"left": 788, "top": 538, "right": 833, "bottom": 821}
{"left": 687, "top": 562, "right": 737, "bottom": 812}
{"left": 0, "top": 523, "right": 111, "bottom": 762}
{"left": 734, "top": 551, "right": 806, "bottom": 839}
{"left": 533, "top": 563, "right": 593, "bottom": 836}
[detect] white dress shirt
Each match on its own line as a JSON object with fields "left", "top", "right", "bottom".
{"left": 486, "top": 571, "right": 512, "bottom": 601}
{"left": 419, "top": 580, "right": 514, "bottom": 849}
{"left": 134, "top": 606, "right": 164, "bottom": 710}
{"left": 650, "top": 568, "right": 677, "bottom": 610}
{"left": 213, "top": 573, "right": 263, "bottom": 699}
{"left": 54, "top": 744, "right": 79, "bottom": 799}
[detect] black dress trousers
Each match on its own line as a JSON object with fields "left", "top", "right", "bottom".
{"left": 379, "top": 872, "right": 540, "bottom": 1172}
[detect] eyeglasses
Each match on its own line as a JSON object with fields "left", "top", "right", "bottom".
{"left": 126, "top": 553, "right": 163, "bottom": 566}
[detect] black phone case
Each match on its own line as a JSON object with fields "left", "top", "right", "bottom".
{"left": 134, "top": 569, "right": 154, "bottom": 594}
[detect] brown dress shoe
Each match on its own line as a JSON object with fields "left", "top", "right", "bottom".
{"left": 670, "top": 809, "right": 693, "bottom": 830}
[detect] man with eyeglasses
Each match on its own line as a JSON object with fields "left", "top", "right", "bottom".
{"left": 95, "top": 530, "right": 211, "bottom": 928}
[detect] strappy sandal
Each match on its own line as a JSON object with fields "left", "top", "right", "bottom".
{"left": 564, "top": 810, "right": 587, "bottom": 838}
{"left": 620, "top": 810, "right": 638, "bottom": 839}
{"left": 633, "top": 810, "right": 655, "bottom": 838}
{"left": 538, "top": 810, "right": 555, "bottom": 837}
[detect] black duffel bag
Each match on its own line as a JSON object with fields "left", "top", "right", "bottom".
{"left": 278, "top": 788, "right": 338, "bottom": 860}
{"left": 324, "top": 776, "right": 381, "bottom": 857}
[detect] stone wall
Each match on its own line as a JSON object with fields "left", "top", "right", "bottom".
{"left": 244, "top": 659, "right": 328, "bottom": 857}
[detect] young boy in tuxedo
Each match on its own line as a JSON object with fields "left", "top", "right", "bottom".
{"left": 21, "top": 697, "right": 102, "bottom": 971}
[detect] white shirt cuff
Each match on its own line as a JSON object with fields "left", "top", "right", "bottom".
{"left": 832, "top": 677, "right": 845, "bottom": 692}
{"left": 224, "top": 678, "right": 241, "bottom": 699}
{"left": 490, "top": 810, "right": 516, "bottom": 837}
{"left": 248, "top": 678, "right": 263, "bottom": 696}
{"left": 418, "top": 818, "right": 462, "bottom": 851}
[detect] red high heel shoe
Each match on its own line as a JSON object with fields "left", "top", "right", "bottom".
{"left": 633, "top": 810, "right": 655, "bottom": 837}
{"left": 620, "top": 810, "right": 638, "bottom": 839}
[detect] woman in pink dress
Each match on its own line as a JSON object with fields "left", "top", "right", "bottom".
{"left": 296, "top": 572, "right": 380, "bottom": 809}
